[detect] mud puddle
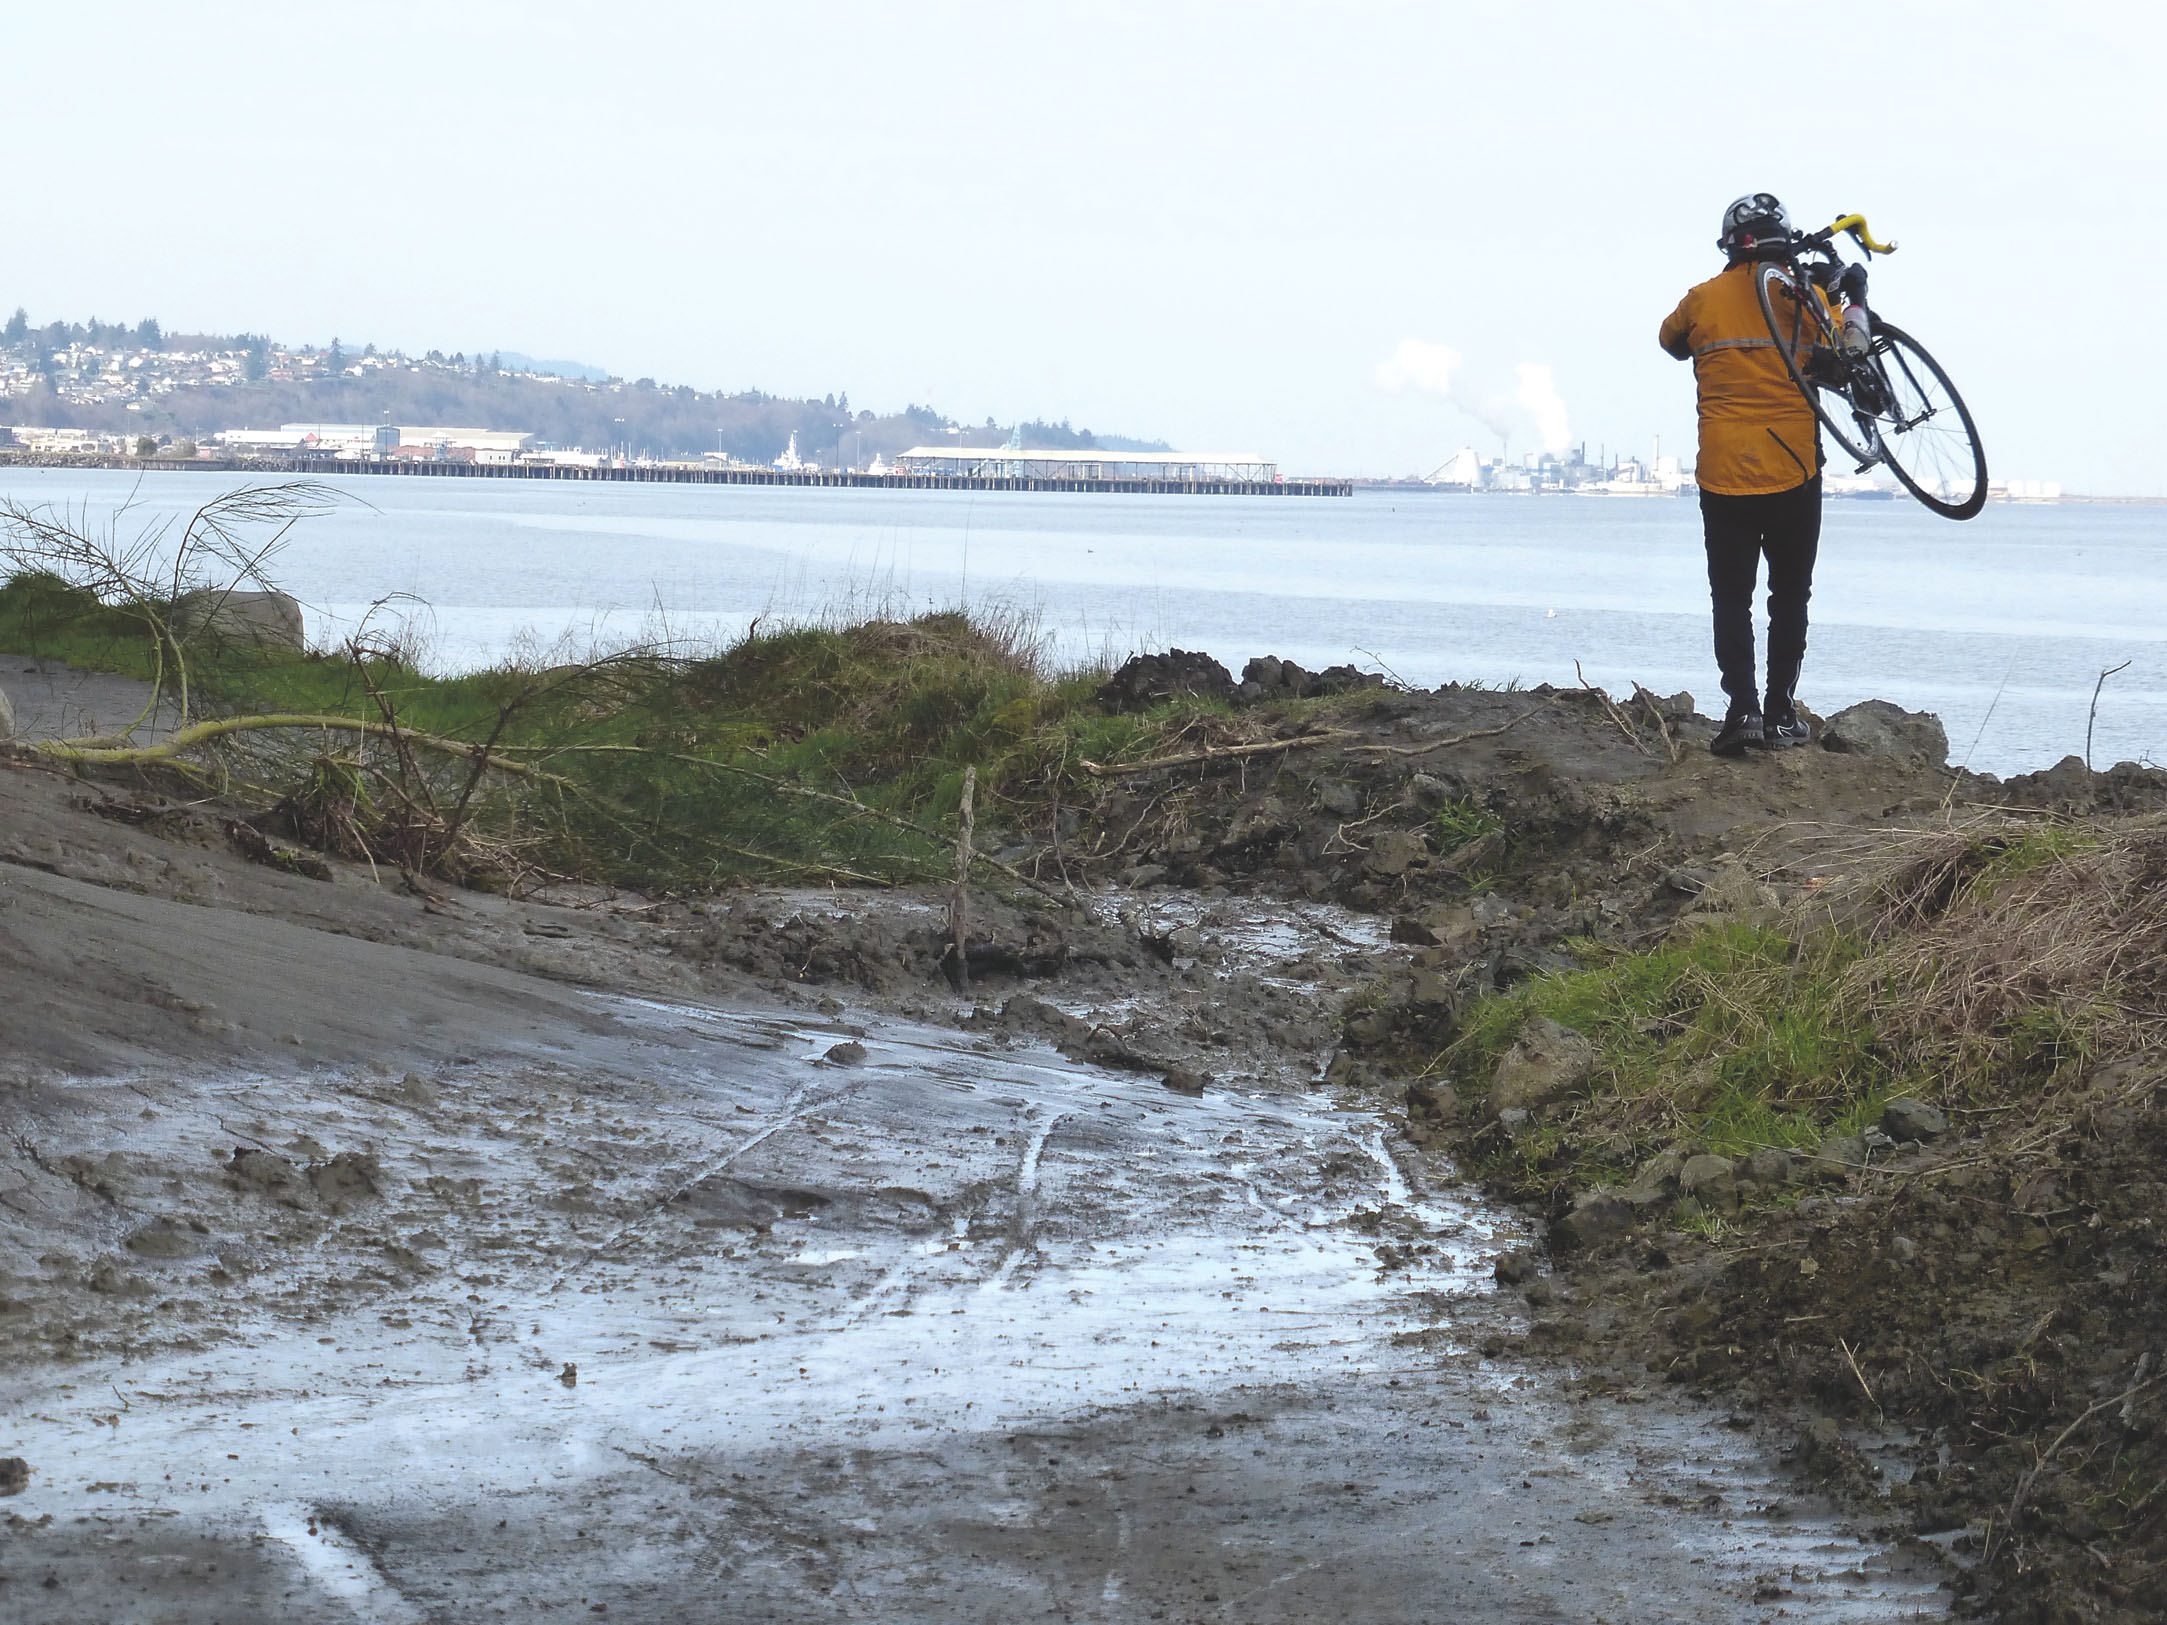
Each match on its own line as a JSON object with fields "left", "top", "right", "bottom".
{"left": 3, "top": 994, "right": 1947, "bottom": 1621}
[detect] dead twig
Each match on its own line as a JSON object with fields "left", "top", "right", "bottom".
{"left": 1632, "top": 683, "right": 1683, "bottom": 764}
{"left": 1984, "top": 1359, "right": 2161, "bottom": 1567}
{"left": 1837, "top": 1337, "right": 1881, "bottom": 1414}
{"left": 1575, "top": 662, "right": 1650, "bottom": 757}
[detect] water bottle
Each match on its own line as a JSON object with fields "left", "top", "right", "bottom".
{"left": 1842, "top": 302, "right": 1872, "bottom": 355}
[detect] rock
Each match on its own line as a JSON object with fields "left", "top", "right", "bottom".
{"left": 1810, "top": 1132, "right": 1868, "bottom": 1184}
{"left": 1315, "top": 780, "right": 1364, "bottom": 817}
{"left": 1623, "top": 1148, "right": 1685, "bottom": 1206}
{"left": 1389, "top": 915, "right": 1440, "bottom": 946}
{"left": 1495, "top": 1107, "right": 1533, "bottom": 1137}
{"left": 1881, "top": 1097, "right": 1949, "bottom": 1142}
{"left": 1487, "top": 1017, "right": 1596, "bottom": 1117}
{"left": 1407, "top": 773, "right": 1451, "bottom": 811}
{"left": 1094, "top": 650, "right": 1234, "bottom": 712}
{"left": 1364, "top": 829, "right": 1430, "bottom": 877}
{"left": 0, "top": 682, "right": 14, "bottom": 742}
{"left": 1315, "top": 663, "right": 1385, "bottom": 695}
{"left": 1119, "top": 863, "right": 1168, "bottom": 888}
{"left": 1161, "top": 1066, "right": 1209, "bottom": 1096}
{"left": 822, "top": 1040, "right": 869, "bottom": 1066}
{"left": 1492, "top": 1249, "right": 1539, "bottom": 1285}
{"left": 1743, "top": 1148, "right": 1794, "bottom": 1189}
{"left": 1405, "top": 971, "right": 1454, "bottom": 1011}
{"left": 558, "top": 1362, "right": 578, "bottom": 1388}
{"left": 1549, "top": 1189, "right": 1636, "bottom": 1252}
{"left": 1343, "top": 1010, "right": 1396, "bottom": 1048}
{"left": 0, "top": 1457, "right": 27, "bottom": 1495}
{"left": 399, "top": 1071, "right": 438, "bottom": 1107}
{"left": 1821, "top": 700, "right": 1949, "bottom": 767}
{"left": 172, "top": 588, "right": 306, "bottom": 652}
{"left": 1679, "top": 1153, "right": 1739, "bottom": 1212}
{"left": 1662, "top": 866, "right": 1716, "bottom": 896}
{"left": 1888, "top": 1235, "right": 1920, "bottom": 1264}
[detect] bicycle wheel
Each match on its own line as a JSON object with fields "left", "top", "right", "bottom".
{"left": 1861, "top": 321, "right": 1988, "bottom": 520}
{"left": 1753, "top": 261, "right": 1881, "bottom": 467}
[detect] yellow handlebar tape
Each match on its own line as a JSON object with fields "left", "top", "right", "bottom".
{"left": 1830, "top": 214, "right": 1897, "bottom": 255}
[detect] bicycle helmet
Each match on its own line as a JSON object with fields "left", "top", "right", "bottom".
{"left": 1718, "top": 193, "right": 1793, "bottom": 259}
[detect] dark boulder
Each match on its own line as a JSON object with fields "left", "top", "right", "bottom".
{"left": 1095, "top": 650, "right": 1234, "bottom": 712}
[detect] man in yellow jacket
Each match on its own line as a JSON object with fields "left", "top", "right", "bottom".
{"left": 1660, "top": 192, "right": 1854, "bottom": 755}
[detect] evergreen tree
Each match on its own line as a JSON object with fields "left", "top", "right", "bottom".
{"left": 134, "top": 317, "right": 162, "bottom": 350}
{"left": 3, "top": 307, "right": 26, "bottom": 345}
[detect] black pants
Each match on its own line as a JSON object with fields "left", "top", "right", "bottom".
{"left": 1700, "top": 475, "right": 1821, "bottom": 716}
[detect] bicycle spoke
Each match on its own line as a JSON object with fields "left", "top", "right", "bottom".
{"left": 1867, "top": 322, "right": 1987, "bottom": 518}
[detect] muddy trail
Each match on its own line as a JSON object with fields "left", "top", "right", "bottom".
{"left": 6, "top": 656, "right": 2164, "bottom": 1621}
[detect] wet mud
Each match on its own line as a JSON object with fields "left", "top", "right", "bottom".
{"left": 0, "top": 690, "right": 2000, "bottom": 1621}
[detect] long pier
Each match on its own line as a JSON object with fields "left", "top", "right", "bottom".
{"left": 0, "top": 453, "right": 1351, "bottom": 497}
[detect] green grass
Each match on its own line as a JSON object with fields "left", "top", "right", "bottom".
{"left": 4, "top": 570, "right": 1258, "bottom": 890}
{"left": 1433, "top": 796, "right": 1504, "bottom": 855}
{"left": 1448, "top": 919, "right": 1905, "bottom": 1174}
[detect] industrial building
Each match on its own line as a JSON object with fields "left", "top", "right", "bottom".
{"left": 893, "top": 446, "right": 1278, "bottom": 483}
{"left": 217, "top": 424, "right": 398, "bottom": 456}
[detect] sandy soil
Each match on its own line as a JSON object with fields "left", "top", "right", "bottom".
{"left": 0, "top": 752, "right": 1953, "bottom": 1622}
{"left": 1, "top": 656, "right": 178, "bottom": 746}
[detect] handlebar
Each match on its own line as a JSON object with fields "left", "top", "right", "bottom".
{"left": 1825, "top": 213, "right": 1897, "bottom": 257}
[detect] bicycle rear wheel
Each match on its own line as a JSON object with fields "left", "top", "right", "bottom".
{"left": 1753, "top": 261, "right": 1880, "bottom": 467}
{"left": 1862, "top": 321, "right": 1988, "bottom": 520}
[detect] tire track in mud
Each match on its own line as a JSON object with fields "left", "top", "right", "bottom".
{"left": 548, "top": 1059, "right": 875, "bottom": 1290}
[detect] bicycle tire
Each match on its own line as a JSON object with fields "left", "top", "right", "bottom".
{"left": 1753, "top": 261, "right": 1880, "bottom": 468}
{"left": 1864, "top": 321, "right": 1988, "bottom": 521}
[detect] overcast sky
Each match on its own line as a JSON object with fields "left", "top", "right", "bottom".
{"left": 4, "top": 1, "right": 2160, "bottom": 491}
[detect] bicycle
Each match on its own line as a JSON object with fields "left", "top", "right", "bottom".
{"left": 1753, "top": 215, "right": 1988, "bottom": 520}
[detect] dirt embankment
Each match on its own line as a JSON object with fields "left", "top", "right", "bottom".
{"left": 9, "top": 652, "right": 2167, "bottom": 1622}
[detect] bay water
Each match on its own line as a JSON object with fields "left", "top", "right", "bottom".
{"left": 2, "top": 468, "right": 2160, "bottom": 779}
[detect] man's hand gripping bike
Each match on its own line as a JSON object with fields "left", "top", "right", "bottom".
{"left": 1754, "top": 215, "right": 1989, "bottom": 520}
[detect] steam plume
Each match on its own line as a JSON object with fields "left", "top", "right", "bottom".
{"left": 1514, "top": 363, "right": 1571, "bottom": 454}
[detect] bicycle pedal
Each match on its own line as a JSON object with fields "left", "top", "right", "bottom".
{"left": 1854, "top": 459, "right": 1876, "bottom": 473}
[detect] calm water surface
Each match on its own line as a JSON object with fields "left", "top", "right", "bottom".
{"left": 2, "top": 469, "right": 2161, "bottom": 778}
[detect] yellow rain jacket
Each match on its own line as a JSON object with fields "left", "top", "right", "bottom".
{"left": 1659, "top": 262, "right": 1821, "bottom": 496}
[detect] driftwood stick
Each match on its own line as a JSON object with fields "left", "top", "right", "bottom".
{"left": 1079, "top": 706, "right": 1545, "bottom": 777}
{"left": 1077, "top": 732, "right": 1350, "bottom": 776}
{"left": 949, "top": 766, "right": 975, "bottom": 992}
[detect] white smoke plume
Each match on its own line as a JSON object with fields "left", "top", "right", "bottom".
{"left": 1514, "top": 362, "right": 1571, "bottom": 454}
{"left": 1374, "top": 338, "right": 1572, "bottom": 452}
{"left": 1372, "top": 339, "right": 1463, "bottom": 396}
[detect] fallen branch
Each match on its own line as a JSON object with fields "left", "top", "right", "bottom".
{"left": 1340, "top": 706, "right": 1545, "bottom": 756}
{"left": 1077, "top": 731, "right": 1350, "bottom": 776}
{"left": 34, "top": 712, "right": 547, "bottom": 774}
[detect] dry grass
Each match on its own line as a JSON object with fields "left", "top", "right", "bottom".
{"left": 1837, "top": 816, "right": 2167, "bottom": 1085}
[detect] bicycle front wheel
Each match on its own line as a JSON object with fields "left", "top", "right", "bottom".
{"left": 1753, "top": 261, "right": 1880, "bottom": 467}
{"left": 1862, "top": 321, "right": 1988, "bottom": 520}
